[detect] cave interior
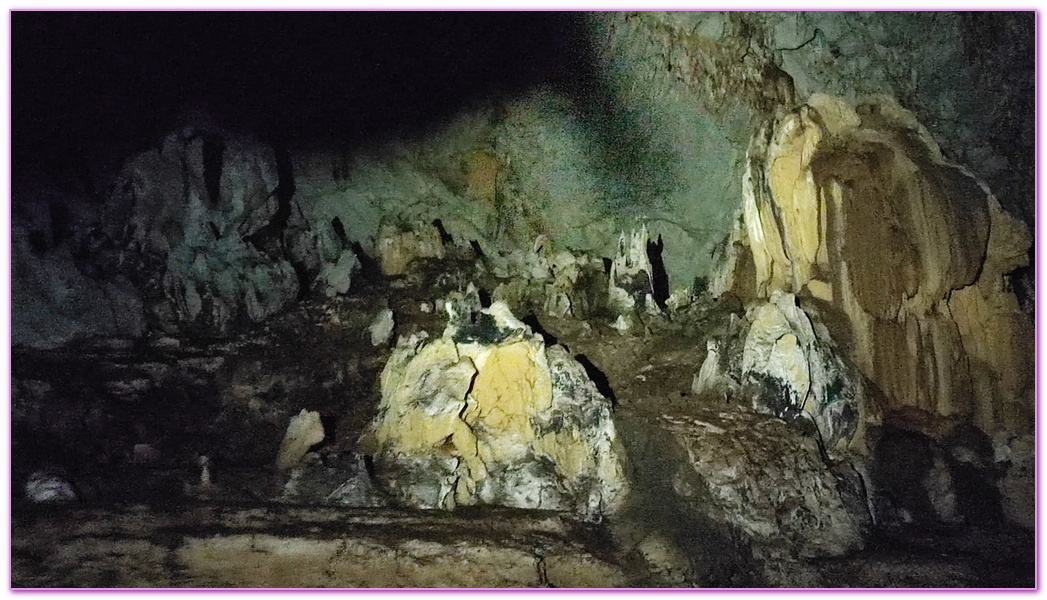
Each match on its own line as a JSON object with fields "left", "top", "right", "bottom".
{"left": 9, "top": 10, "right": 1037, "bottom": 589}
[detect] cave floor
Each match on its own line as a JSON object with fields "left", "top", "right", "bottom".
{"left": 9, "top": 260, "right": 1036, "bottom": 588}
{"left": 11, "top": 502, "right": 1034, "bottom": 588}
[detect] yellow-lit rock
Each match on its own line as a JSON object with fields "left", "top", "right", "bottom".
{"left": 464, "top": 341, "right": 551, "bottom": 443}
{"left": 366, "top": 301, "right": 628, "bottom": 515}
{"left": 375, "top": 221, "right": 446, "bottom": 276}
{"left": 948, "top": 196, "right": 1034, "bottom": 433}
{"left": 742, "top": 149, "right": 792, "bottom": 296}
{"left": 806, "top": 279, "right": 833, "bottom": 302}
{"left": 721, "top": 94, "right": 1032, "bottom": 435}
{"left": 766, "top": 106, "right": 822, "bottom": 288}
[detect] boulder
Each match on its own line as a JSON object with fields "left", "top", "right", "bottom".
{"left": 741, "top": 291, "right": 873, "bottom": 458}
{"left": 615, "top": 405, "right": 863, "bottom": 586}
{"left": 662, "top": 409, "right": 861, "bottom": 557}
{"left": 368, "top": 309, "right": 395, "bottom": 347}
{"left": 364, "top": 300, "right": 628, "bottom": 516}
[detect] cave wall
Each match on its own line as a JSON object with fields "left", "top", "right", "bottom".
{"left": 768, "top": 11, "right": 1034, "bottom": 230}
{"left": 289, "top": 81, "right": 747, "bottom": 296}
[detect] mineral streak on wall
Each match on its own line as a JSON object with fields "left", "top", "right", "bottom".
{"left": 721, "top": 93, "right": 1032, "bottom": 435}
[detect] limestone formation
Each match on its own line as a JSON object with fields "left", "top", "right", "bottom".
{"left": 10, "top": 11, "right": 1035, "bottom": 589}
{"left": 716, "top": 94, "right": 1033, "bottom": 436}
{"left": 691, "top": 340, "right": 736, "bottom": 400}
{"left": 489, "top": 241, "right": 606, "bottom": 320}
{"left": 608, "top": 226, "right": 655, "bottom": 315}
{"left": 740, "top": 291, "right": 874, "bottom": 458}
{"left": 375, "top": 221, "right": 446, "bottom": 277}
{"left": 365, "top": 301, "right": 628, "bottom": 516}
{"left": 368, "top": 308, "right": 395, "bottom": 347}
{"left": 316, "top": 249, "right": 359, "bottom": 298}
{"left": 276, "top": 409, "right": 325, "bottom": 472}
{"left": 653, "top": 407, "right": 862, "bottom": 568}
{"left": 107, "top": 127, "right": 301, "bottom": 337}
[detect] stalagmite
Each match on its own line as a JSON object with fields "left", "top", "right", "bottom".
{"left": 277, "top": 410, "right": 326, "bottom": 472}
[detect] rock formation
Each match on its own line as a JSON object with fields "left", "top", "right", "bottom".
{"left": 11, "top": 11, "right": 1035, "bottom": 589}
{"left": 713, "top": 94, "right": 1033, "bottom": 439}
{"left": 365, "top": 300, "right": 628, "bottom": 516}
{"left": 112, "top": 127, "right": 301, "bottom": 337}
{"left": 740, "top": 291, "right": 876, "bottom": 459}
{"left": 276, "top": 409, "right": 325, "bottom": 472}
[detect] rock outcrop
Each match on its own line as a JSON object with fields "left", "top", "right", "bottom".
{"left": 109, "top": 127, "right": 302, "bottom": 337}
{"left": 365, "top": 300, "right": 628, "bottom": 516}
{"left": 740, "top": 291, "right": 876, "bottom": 459}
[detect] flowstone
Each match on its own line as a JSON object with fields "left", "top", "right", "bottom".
{"left": 714, "top": 94, "right": 1032, "bottom": 437}
{"left": 364, "top": 300, "right": 628, "bottom": 516}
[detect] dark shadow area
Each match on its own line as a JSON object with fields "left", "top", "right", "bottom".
{"left": 574, "top": 353, "right": 617, "bottom": 407}
{"left": 812, "top": 523, "right": 1035, "bottom": 588}
{"left": 13, "top": 12, "right": 599, "bottom": 181}
{"left": 202, "top": 135, "right": 226, "bottom": 208}
{"left": 350, "top": 242, "right": 384, "bottom": 285}
{"left": 612, "top": 413, "right": 767, "bottom": 587}
{"left": 554, "top": 15, "right": 682, "bottom": 215}
{"left": 432, "top": 219, "right": 454, "bottom": 245}
{"left": 331, "top": 217, "right": 350, "bottom": 249}
{"left": 645, "top": 234, "right": 670, "bottom": 309}
{"left": 522, "top": 313, "right": 558, "bottom": 347}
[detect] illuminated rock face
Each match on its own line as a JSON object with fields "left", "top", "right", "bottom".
{"left": 367, "top": 301, "right": 628, "bottom": 516}
{"left": 375, "top": 221, "right": 446, "bottom": 277}
{"left": 718, "top": 95, "right": 1032, "bottom": 435}
{"left": 741, "top": 292, "right": 874, "bottom": 459}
